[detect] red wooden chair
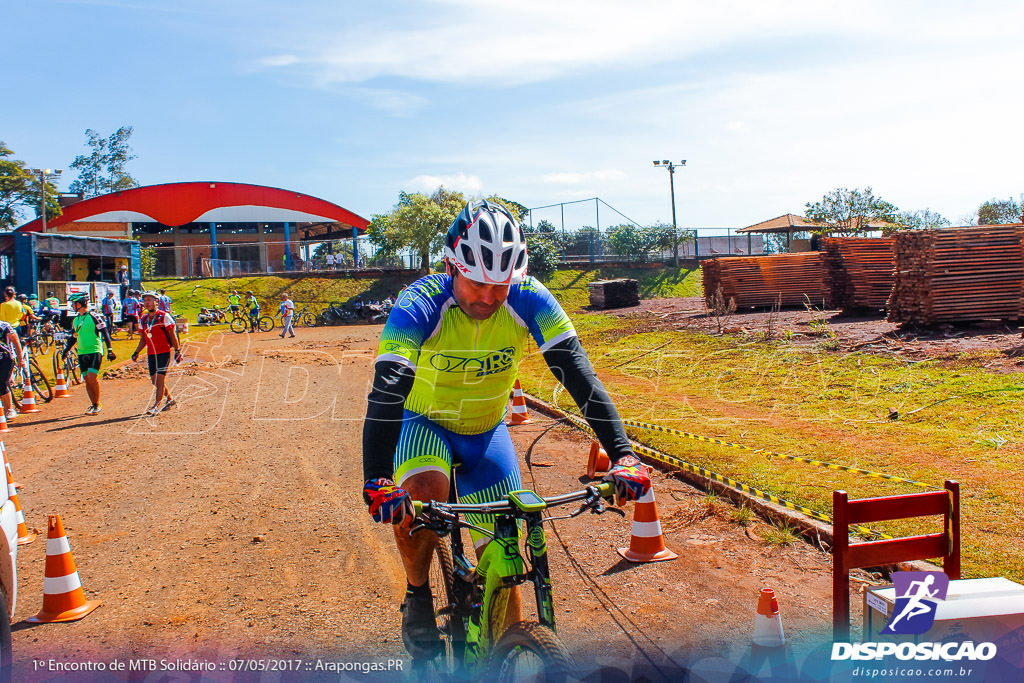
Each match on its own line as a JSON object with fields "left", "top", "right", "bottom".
{"left": 832, "top": 480, "right": 960, "bottom": 640}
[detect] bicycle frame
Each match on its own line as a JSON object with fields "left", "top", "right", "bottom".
{"left": 416, "top": 481, "right": 614, "bottom": 673}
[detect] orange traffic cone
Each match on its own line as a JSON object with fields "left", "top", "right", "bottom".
{"left": 0, "top": 408, "right": 8, "bottom": 433}
{"left": 53, "top": 366, "right": 69, "bottom": 398}
{"left": 752, "top": 588, "right": 786, "bottom": 648}
{"left": 20, "top": 377, "right": 40, "bottom": 413}
{"left": 506, "top": 379, "right": 532, "bottom": 425}
{"left": 2, "top": 441, "right": 20, "bottom": 488}
{"left": 617, "top": 486, "right": 677, "bottom": 563}
{"left": 586, "top": 440, "right": 611, "bottom": 479}
{"left": 2, "top": 446, "right": 35, "bottom": 545}
{"left": 26, "top": 515, "right": 101, "bottom": 623}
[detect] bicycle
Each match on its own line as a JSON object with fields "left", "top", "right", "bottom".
{"left": 10, "top": 348, "right": 53, "bottom": 406}
{"left": 411, "top": 480, "right": 620, "bottom": 681}
{"left": 51, "top": 333, "right": 82, "bottom": 386}
{"left": 229, "top": 312, "right": 274, "bottom": 334}
{"left": 318, "top": 302, "right": 357, "bottom": 326}
{"left": 292, "top": 304, "right": 318, "bottom": 327}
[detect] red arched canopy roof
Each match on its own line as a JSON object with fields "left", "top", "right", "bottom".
{"left": 18, "top": 182, "right": 369, "bottom": 232}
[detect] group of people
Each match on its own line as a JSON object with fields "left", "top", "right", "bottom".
{"left": 60, "top": 290, "right": 182, "bottom": 416}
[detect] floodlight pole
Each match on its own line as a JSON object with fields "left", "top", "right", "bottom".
{"left": 653, "top": 160, "right": 685, "bottom": 266}
{"left": 31, "top": 168, "right": 62, "bottom": 232}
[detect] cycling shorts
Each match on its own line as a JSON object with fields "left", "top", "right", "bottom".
{"left": 78, "top": 353, "right": 103, "bottom": 375}
{"left": 0, "top": 356, "right": 13, "bottom": 397}
{"left": 147, "top": 352, "right": 171, "bottom": 376}
{"left": 393, "top": 410, "right": 521, "bottom": 549}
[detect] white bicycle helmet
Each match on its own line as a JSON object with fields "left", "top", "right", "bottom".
{"left": 444, "top": 200, "right": 528, "bottom": 285}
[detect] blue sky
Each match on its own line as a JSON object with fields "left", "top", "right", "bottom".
{"left": 5, "top": 0, "right": 1023, "bottom": 229}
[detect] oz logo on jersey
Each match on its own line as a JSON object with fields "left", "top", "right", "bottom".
{"left": 881, "top": 571, "right": 949, "bottom": 635}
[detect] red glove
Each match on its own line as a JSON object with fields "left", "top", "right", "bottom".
{"left": 363, "top": 478, "right": 414, "bottom": 525}
{"left": 603, "top": 455, "right": 651, "bottom": 505}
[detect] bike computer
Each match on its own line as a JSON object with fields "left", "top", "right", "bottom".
{"left": 508, "top": 490, "right": 547, "bottom": 512}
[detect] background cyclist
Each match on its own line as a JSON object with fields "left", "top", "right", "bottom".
{"left": 131, "top": 291, "right": 182, "bottom": 416}
{"left": 361, "top": 200, "right": 650, "bottom": 659}
{"left": 244, "top": 291, "right": 260, "bottom": 331}
{"left": 63, "top": 291, "right": 116, "bottom": 415}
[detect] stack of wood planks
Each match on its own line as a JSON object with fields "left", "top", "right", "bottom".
{"left": 702, "top": 253, "right": 830, "bottom": 309}
{"left": 588, "top": 278, "right": 640, "bottom": 309}
{"left": 822, "top": 237, "right": 896, "bottom": 310}
{"left": 887, "top": 224, "right": 1024, "bottom": 325}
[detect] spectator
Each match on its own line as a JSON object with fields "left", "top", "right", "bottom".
{"left": 122, "top": 289, "right": 140, "bottom": 340}
{"left": 118, "top": 264, "right": 130, "bottom": 302}
{"left": 0, "top": 319, "right": 26, "bottom": 421}
{"left": 326, "top": 253, "right": 335, "bottom": 270}
{"left": 158, "top": 289, "right": 172, "bottom": 314}
{"left": 101, "top": 290, "right": 117, "bottom": 333}
{"left": 87, "top": 266, "right": 103, "bottom": 282}
{"left": 279, "top": 293, "right": 296, "bottom": 339}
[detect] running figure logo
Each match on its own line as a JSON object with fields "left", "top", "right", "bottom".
{"left": 882, "top": 571, "right": 950, "bottom": 635}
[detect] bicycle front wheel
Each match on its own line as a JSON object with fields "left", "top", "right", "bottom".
{"left": 30, "top": 359, "right": 53, "bottom": 403}
{"left": 229, "top": 318, "right": 248, "bottom": 334}
{"left": 429, "top": 539, "right": 466, "bottom": 672}
{"left": 300, "top": 312, "right": 316, "bottom": 327}
{"left": 487, "top": 621, "right": 577, "bottom": 683}
{"left": 258, "top": 316, "right": 274, "bottom": 332}
{"left": 66, "top": 354, "right": 81, "bottom": 385}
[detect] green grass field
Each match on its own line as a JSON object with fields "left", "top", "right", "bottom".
{"left": 111, "top": 267, "right": 1024, "bottom": 582}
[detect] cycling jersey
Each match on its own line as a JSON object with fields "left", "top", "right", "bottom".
{"left": 228, "top": 295, "right": 241, "bottom": 307}
{"left": 73, "top": 312, "right": 107, "bottom": 355}
{"left": 123, "top": 297, "right": 140, "bottom": 317}
{"left": 158, "top": 295, "right": 172, "bottom": 313}
{"left": 363, "top": 273, "right": 635, "bottom": 485}
{"left": 0, "top": 301, "right": 23, "bottom": 328}
{"left": 139, "top": 310, "right": 176, "bottom": 354}
{"left": 377, "top": 274, "right": 575, "bottom": 435}
{"left": 246, "top": 296, "right": 259, "bottom": 311}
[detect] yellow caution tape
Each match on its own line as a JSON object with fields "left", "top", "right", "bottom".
{"left": 561, "top": 412, "right": 888, "bottom": 540}
{"left": 620, "top": 419, "right": 934, "bottom": 490}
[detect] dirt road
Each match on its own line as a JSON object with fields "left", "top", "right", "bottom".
{"left": 6, "top": 325, "right": 845, "bottom": 681}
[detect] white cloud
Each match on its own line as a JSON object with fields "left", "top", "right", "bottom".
{"left": 258, "top": 54, "right": 300, "bottom": 67}
{"left": 347, "top": 88, "right": 429, "bottom": 117}
{"left": 542, "top": 169, "right": 628, "bottom": 185}
{"left": 407, "top": 173, "right": 484, "bottom": 195}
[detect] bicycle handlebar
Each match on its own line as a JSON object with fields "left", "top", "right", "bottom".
{"left": 412, "top": 481, "right": 614, "bottom": 519}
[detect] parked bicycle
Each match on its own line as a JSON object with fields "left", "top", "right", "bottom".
{"left": 318, "top": 302, "right": 357, "bottom": 326}
{"left": 412, "top": 480, "right": 620, "bottom": 680}
{"left": 230, "top": 313, "right": 275, "bottom": 334}
{"left": 51, "top": 332, "right": 81, "bottom": 386}
{"left": 291, "top": 304, "right": 318, "bottom": 327}
{"left": 10, "top": 348, "right": 53, "bottom": 407}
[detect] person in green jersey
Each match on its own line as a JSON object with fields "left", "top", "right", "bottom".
{"left": 227, "top": 290, "right": 242, "bottom": 318}
{"left": 63, "top": 292, "right": 116, "bottom": 415}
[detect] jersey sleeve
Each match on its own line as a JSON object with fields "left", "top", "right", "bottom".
{"left": 375, "top": 275, "right": 448, "bottom": 371}
{"left": 508, "top": 277, "right": 576, "bottom": 351}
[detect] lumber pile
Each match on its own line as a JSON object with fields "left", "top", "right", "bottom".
{"left": 701, "top": 253, "right": 830, "bottom": 309}
{"left": 822, "top": 237, "right": 896, "bottom": 310}
{"left": 887, "top": 224, "right": 1024, "bottom": 325}
{"left": 588, "top": 278, "right": 640, "bottom": 309}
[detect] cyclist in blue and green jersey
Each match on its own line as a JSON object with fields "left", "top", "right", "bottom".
{"left": 245, "top": 291, "right": 260, "bottom": 331}
{"left": 361, "top": 200, "right": 651, "bottom": 659}
{"left": 64, "top": 291, "right": 116, "bottom": 415}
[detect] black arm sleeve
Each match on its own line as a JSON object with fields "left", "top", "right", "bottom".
{"left": 362, "top": 360, "right": 416, "bottom": 482}
{"left": 541, "top": 335, "right": 634, "bottom": 465}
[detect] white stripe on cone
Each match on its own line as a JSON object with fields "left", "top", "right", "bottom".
{"left": 630, "top": 520, "right": 665, "bottom": 537}
{"left": 47, "top": 537, "right": 72, "bottom": 555}
{"left": 44, "top": 573, "right": 84, "bottom": 595}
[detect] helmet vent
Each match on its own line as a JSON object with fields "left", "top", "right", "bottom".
{"left": 515, "top": 251, "right": 526, "bottom": 269}
{"left": 481, "top": 246, "right": 494, "bottom": 270}
{"left": 500, "top": 248, "right": 512, "bottom": 272}
{"left": 461, "top": 244, "right": 476, "bottom": 267}
{"left": 503, "top": 224, "right": 513, "bottom": 243}
{"left": 478, "top": 221, "right": 492, "bottom": 242}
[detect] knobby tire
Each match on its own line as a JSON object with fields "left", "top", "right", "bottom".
{"left": 487, "top": 621, "right": 577, "bottom": 683}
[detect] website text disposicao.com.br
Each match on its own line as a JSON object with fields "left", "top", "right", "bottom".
{"left": 850, "top": 665, "right": 978, "bottom": 679}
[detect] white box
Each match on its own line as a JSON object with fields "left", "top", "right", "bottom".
{"left": 864, "top": 577, "right": 1024, "bottom": 642}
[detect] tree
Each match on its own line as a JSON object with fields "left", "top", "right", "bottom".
{"left": 368, "top": 187, "right": 466, "bottom": 272}
{"left": 805, "top": 187, "right": 899, "bottom": 236}
{"left": 0, "top": 142, "right": 33, "bottom": 230}
{"left": 977, "top": 196, "right": 1023, "bottom": 225}
{"left": 894, "top": 208, "right": 950, "bottom": 232}
{"left": 607, "top": 223, "right": 673, "bottom": 262}
{"left": 68, "top": 126, "right": 139, "bottom": 198}
{"left": 523, "top": 232, "right": 560, "bottom": 281}
{"left": 0, "top": 142, "right": 61, "bottom": 229}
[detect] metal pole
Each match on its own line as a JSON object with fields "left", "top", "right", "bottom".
{"left": 560, "top": 203, "right": 566, "bottom": 262}
{"left": 669, "top": 165, "right": 679, "bottom": 267}
{"left": 39, "top": 171, "right": 47, "bottom": 233}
